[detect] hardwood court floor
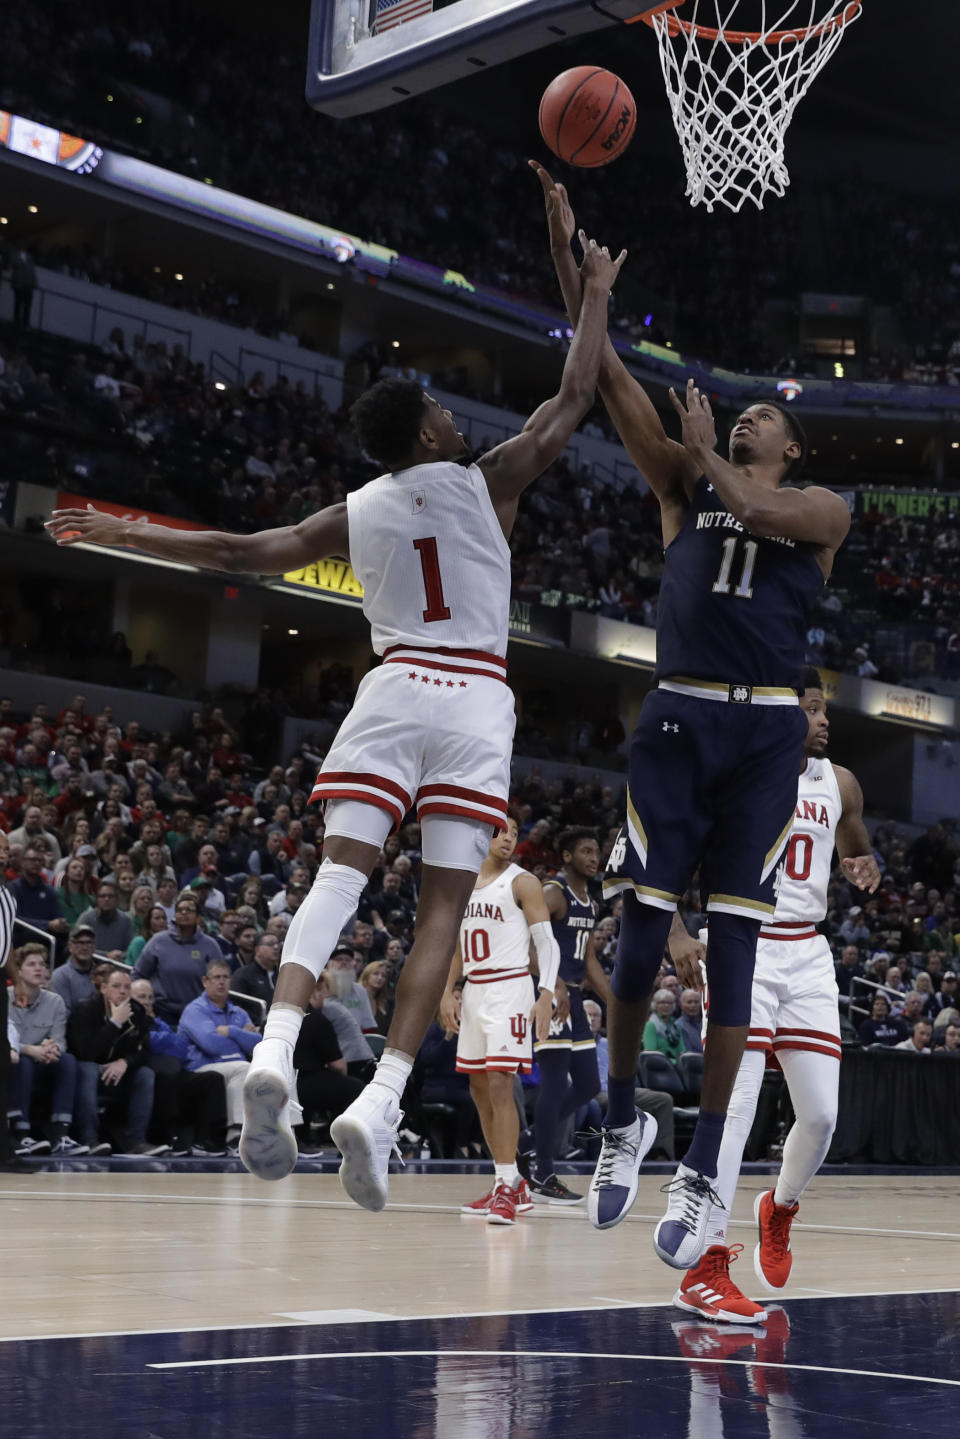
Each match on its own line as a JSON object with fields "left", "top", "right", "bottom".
{"left": 1, "top": 1169, "right": 957, "bottom": 1340}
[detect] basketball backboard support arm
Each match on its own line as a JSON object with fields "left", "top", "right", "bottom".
{"left": 307, "top": 1, "right": 677, "bottom": 117}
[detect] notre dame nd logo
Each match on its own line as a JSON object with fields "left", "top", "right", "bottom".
{"left": 509, "top": 1014, "right": 528, "bottom": 1043}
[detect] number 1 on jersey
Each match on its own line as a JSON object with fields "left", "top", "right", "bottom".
{"left": 413, "top": 537, "right": 452, "bottom": 623}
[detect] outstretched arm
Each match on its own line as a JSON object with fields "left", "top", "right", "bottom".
{"left": 669, "top": 381, "right": 851, "bottom": 551}
{"left": 835, "top": 766, "right": 881, "bottom": 894}
{"left": 531, "top": 161, "right": 697, "bottom": 523}
{"left": 478, "top": 237, "right": 626, "bottom": 535}
{"left": 45, "top": 501, "right": 350, "bottom": 576}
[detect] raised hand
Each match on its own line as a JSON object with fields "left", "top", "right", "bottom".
{"left": 669, "top": 378, "right": 717, "bottom": 455}
{"left": 578, "top": 233, "right": 627, "bottom": 292}
{"left": 45, "top": 504, "right": 133, "bottom": 549}
{"left": 529, "top": 160, "right": 576, "bottom": 251}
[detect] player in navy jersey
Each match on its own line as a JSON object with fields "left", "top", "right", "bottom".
{"left": 520, "top": 829, "right": 615, "bottom": 1204}
{"left": 535, "top": 164, "right": 851, "bottom": 1267}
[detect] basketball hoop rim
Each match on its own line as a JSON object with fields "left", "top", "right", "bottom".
{"left": 635, "top": 0, "right": 861, "bottom": 46}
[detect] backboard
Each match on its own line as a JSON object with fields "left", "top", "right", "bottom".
{"left": 307, "top": 0, "right": 676, "bottom": 117}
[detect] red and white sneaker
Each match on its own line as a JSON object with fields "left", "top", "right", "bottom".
{"left": 512, "top": 1178, "right": 534, "bottom": 1214}
{"left": 461, "top": 1186, "right": 496, "bottom": 1216}
{"left": 753, "top": 1189, "right": 798, "bottom": 1291}
{"left": 486, "top": 1182, "right": 518, "bottom": 1226}
{"left": 673, "top": 1244, "right": 768, "bottom": 1325}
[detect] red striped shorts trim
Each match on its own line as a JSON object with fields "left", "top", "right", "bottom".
{"left": 456, "top": 1056, "right": 532, "bottom": 1074}
{"left": 383, "top": 644, "right": 508, "bottom": 684}
{"left": 310, "top": 770, "right": 413, "bottom": 828}
{"left": 759, "top": 927, "right": 820, "bottom": 942}
{"left": 465, "top": 968, "right": 530, "bottom": 984}
{"left": 416, "top": 783, "right": 508, "bottom": 831}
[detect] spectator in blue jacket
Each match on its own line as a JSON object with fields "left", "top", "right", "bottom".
{"left": 131, "top": 977, "right": 226, "bottom": 1155}
{"left": 133, "top": 891, "right": 223, "bottom": 1023}
{"left": 10, "top": 847, "right": 70, "bottom": 942}
{"left": 178, "top": 959, "right": 260, "bottom": 1150}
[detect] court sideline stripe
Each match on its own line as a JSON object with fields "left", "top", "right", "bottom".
{"left": 3, "top": 1188, "right": 959, "bottom": 1242}
{"left": 147, "top": 1347, "right": 960, "bottom": 1387}
{"left": 2, "top": 1288, "right": 959, "bottom": 1346}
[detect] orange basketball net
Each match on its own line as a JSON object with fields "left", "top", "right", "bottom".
{"left": 632, "top": 2, "right": 863, "bottom": 212}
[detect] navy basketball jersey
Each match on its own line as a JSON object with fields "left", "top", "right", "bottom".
{"left": 655, "top": 477, "right": 824, "bottom": 690}
{"left": 547, "top": 877, "right": 597, "bottom": 985}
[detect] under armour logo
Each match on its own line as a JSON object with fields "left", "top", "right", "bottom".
{"left": 662, "top": 722, "right": 679, "bottom": 733}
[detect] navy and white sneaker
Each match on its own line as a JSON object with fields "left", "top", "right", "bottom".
{"left": 587, "top": 1110, "right": 656, "bottom": 1230}
{"left": 14, "top": 1136, "right": 51, "bottom": 1157}
{"left": 50, "top": 1137, "right": 90, "bottom": 1156}
{"left": 654, "top": 1163, "right": 724, "bottom": 1270}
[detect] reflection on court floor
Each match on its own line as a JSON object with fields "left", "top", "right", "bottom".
{"left": 4, "top": 1293, "right": 958, "bottom": 1438}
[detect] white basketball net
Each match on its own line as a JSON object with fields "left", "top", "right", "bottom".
{"left": 648, "top": 1, "right": 862, "bottom": 213}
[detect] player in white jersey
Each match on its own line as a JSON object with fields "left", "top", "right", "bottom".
{"left": 669, "top": 668, "right": 880, "bottom": 1323}
{"left": 440, "top": 817, "right": 561, "bottom": 1225}
{"left": 47, "top": 238, "right": 626, "bottom": 1209}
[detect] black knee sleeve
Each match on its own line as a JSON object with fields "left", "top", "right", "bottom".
{"left": 704, "top": 911, "right": 761, "bottom": 1026}
{"left": 610, "top": 893, "right": 674, "bottom": 1004}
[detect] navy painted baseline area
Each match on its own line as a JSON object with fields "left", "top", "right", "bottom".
{"left": 5, "top": 1293, "right": 959, "bottom": 1437}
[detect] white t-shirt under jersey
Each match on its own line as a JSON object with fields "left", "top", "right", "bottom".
{"left": 346, "top": 460, "right": 511, "bottom": 657}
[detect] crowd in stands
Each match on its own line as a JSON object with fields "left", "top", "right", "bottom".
{"left": 3, "top": 4, "right": 960, "bottom": 376}
{"left": 3, "top": 319, "right": 960, "bottom": 693}
{"left": 2, "top": 687, "right": 959, "bottom": 1162}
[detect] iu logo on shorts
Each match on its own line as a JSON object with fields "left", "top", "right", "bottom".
{"left": 509, "top": 1014, "right": 528, "bottom": 1043}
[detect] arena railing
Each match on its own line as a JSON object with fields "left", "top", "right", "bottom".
{"left": 12, "top": 917, "right": 56, "bottom": 967}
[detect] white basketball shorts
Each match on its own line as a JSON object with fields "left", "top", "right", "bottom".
{"left": 745, "top": 921, "right": 842, "bottom": 1063}
{"left": 456, "top": 972, "right": 535, "bottom": 1075}
{"left": 311, "top": 645, "right": 515, "bottom": 867}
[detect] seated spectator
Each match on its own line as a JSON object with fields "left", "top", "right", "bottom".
{"left": 940, "top": 1021, "right": 960, "bottom": 1054}
{"left": 8, "top": 945, "right": 86, "bottom": 1156}
{"left": 8, "top": 803, "right": 62, "bottom": 862}
{"left": 213, "top": 910, "right": 243, "bottom": 969}
{"left": 248, "top": 829, "right": 290, "bottom": 887}
{"left": 326, "top": 949, "right": 378, "bottom": 1033}
{"left": 178, "top": 959, "right": 261, "bottom": 1152}
{"left": 835, "top": 944, "right": 863, "bottom": 1014}
{"left": 419, "top": 1020, "right": 484, "bottom": 1158}
{"left": 235, "top": 875, "right": 270, "bottom": 924}
{"left": 231, "top": 932, "right": 281, "bottom": 1017}
{"left": 912, "top": 972, "right": 938, "bottom": 1020}
{"left": 68, "top": 964, "right": 164, "bottom": 1157}
{"left": 314, "top": 972, "right": 376, "bottom": 1078}
{"left": 857, "top": 992, "right": 909, "bottom": 1048}
{"left": 642, "top": 989, "right": 686, "bottom": 1065}
{"left": 126, "top": 903, "right": 171, "bottom": 967}
{"left": 895, "top": 1019, "right": 933, "bottom": 1054}
{"left": 231, "top": 921, "right": 259, "bottom": 972}
{"left": 10, "top": 846, "right": 70, "bottom": 942}
{"left": 292, "top": 981, "right": 364, "bottom": 1141}
{"left": 155, "top": 873, "right": 179, "bottom": 923}
{"left": 584, "top": 997, "right": 673, "bottom": 1159}
{"left": 676, "top": 989, "right": 703, "bottom": 1054}
{"left": 359, "top": 960, "right": 392, "bottom": 1035}
{"left": 268, "top": 876, "right": 310, "bottom": 922}
{"left": 188, "top": 872, "right": 226, "bottom": 926}
{"left": 133, "top": 890, "right": 223, "bottom": 1024}
{"left": 838, "top": 906, "right": 870, "bottom": 948}
{"left": 75, "top": 879, "right": 135, "bottom": 961}
{"left": 56, "top": 855, "right": 96, "bottom": 929}
{"left": 50, "top": 924, "right": 98, "bottom": 1013}
{"left": 130, "top": 978, "right": 227, "bottom": 1156}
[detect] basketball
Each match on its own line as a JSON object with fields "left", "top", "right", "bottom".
{"left": 538, "top": 66, "right": 636, "bottom": 168}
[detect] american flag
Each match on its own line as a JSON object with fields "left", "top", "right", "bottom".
{"left": 373, "top": 0, "right": 433, "bottom": 35}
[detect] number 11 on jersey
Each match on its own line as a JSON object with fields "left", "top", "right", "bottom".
{"left": 413, "top": 537, "right": 452, "bottom": 623}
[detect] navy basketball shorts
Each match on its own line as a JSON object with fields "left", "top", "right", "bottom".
{"left": 604, "top": 688, "right": 808, "bottom": 922}
{"left": 533, "top": 985, "right": 596, "bottom": 1055}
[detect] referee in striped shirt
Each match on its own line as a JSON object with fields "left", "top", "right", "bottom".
{"left": 0, "top": 830, "right": 22, "bottom": 1170}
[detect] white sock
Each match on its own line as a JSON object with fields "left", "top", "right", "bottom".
{"left": 261, "top": 1003, "right": 305, "bottom": 1056}
{"left": 774, "top": 1048, "right": 840, "bottom": 1207}
{"left": 704, "top": 1050, "right": 766, "bottom": 1248}
{"left": 280, "top": 858, "right": 368, "bottom": 981}
{"left": 367, "top": 1050, "right": 412, "bottom": 1104}
{"left": 494, "top": 1163, "right": 518, "bottom": 1189}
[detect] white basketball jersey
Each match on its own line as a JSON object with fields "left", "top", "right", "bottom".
{"left": 773, "top": 756, "right": 843, "bottom": 924}
{"left": 347, "top": 460, "right": 511, "bottom": 657}
{"left": 461, "top": 862, "right": 531, "bottom": 979}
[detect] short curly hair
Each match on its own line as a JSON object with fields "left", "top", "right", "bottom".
{"left": 350, "top": 378, "right": 426, "bottom": 470}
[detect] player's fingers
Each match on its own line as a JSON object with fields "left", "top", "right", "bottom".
{"left": 528, "top": 159, "right": 552, "bottom": 189}
{"left": 668, "top": 387, "right": 684, "bottom": 414}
